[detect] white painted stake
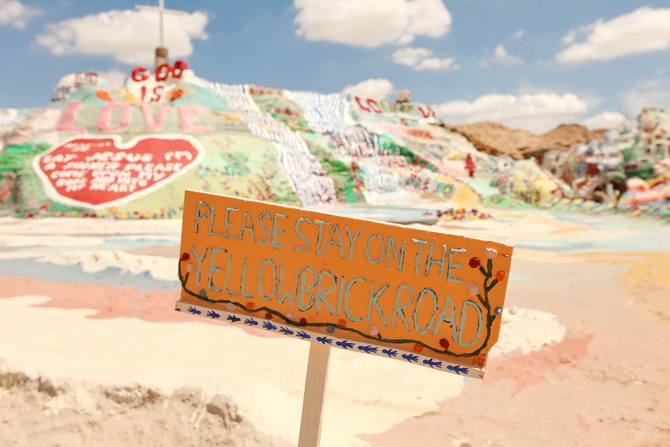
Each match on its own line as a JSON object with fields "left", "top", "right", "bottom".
{"left": 298, "top": 341, "right": 331, "bottom": 447}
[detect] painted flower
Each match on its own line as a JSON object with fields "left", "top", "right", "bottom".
{"left": 96, "top": 90, "right": 112, "bottom": 101}
{"left": 170, "top": 88, "right": 185, "bottom": 101}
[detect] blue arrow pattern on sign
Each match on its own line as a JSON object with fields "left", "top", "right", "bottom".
{"left": 180, "top": 305, "right": 479, "bottom": 377}
{"left": 336, "top": 340, "right": 355, "bottom": 349}
{"left": 262, "top": 321, "right": 277, "bottom": 330}
{"left": 446, "top": 365, "right": 469, "bottom": 375}
{"left": 358, "top": 345, "right": 378, "bottom": 354}
{"left": 423, "top": 359, "right": 442, "bottom": 369}
{"left": 316, "top": 336, "right": 332, "bottom": 345}
{"left": 382, "top": 349, "right": 398, "bottom": 358}
{"left": 296, "top": 331, "right": 311, "bottom": 340}
{"left": 402, "top": 354, "right": 419, "bottom": 363}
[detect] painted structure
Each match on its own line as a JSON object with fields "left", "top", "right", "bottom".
{"left": 0, "top": 63, "right": 482, "bottom": 218}
{"left": 0, "top": 63, "right": 668, "bottom": 219}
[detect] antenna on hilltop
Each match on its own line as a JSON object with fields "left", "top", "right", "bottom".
{"left": 135, "top": 0, "right": 189, "bottom": 70}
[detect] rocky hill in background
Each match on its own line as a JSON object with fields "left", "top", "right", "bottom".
{"left": 447, "top": 121, "right": 607, "bottom": 159}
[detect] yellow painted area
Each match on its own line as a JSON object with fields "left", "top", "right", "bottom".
{"left": 450, "top": 182, "right": 480, "bottom": 208}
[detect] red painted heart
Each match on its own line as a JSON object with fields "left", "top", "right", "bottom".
{"left": 35, "top": 136, "right": 203, "bottom": 208}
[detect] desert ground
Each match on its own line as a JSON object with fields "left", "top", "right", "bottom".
{"left": 0, "top": 207, "right": 668, "bottom": 447}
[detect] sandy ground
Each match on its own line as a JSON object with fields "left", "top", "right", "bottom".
{"left": 0, "top": 208, "right": 669, "bottom": 447}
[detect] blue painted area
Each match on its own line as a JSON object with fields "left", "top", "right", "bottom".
{"left": 507, "top": 210, "right": 670, "bottom": 254}
{"left": 103, "top": 237, "right": 179, "bottom": 250}
{"left": 0, "top": 258, "right": 180, "bottom": 292}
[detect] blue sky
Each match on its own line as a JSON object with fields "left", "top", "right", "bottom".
{"left": 1, "top": 0, "right": 669, "bottom": 133}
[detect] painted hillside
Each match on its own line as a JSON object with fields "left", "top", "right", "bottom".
{"left": 0, "top": 65, "right": 488, "bottom": 219}
{"left": 0, "top": 63, "right": 669, "bottom": 220}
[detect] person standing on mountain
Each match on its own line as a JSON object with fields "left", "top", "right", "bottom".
{"left": 465, "top": 153, "right": 476, "bottom": 178}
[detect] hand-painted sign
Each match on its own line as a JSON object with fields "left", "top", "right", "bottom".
{"left": 176, "top": 191, "right": 514, "bottom": 378}
{"left": 34, "top": 135, "right": 204, "bottom": 208}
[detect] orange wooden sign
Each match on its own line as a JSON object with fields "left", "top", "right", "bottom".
{"left": 176, "top": 190, "right": 514, "bottom": 378}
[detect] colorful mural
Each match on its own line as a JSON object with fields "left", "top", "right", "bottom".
{"left": 0, "top": 63, "right": 668, "bottom": 220}
{"left": 0, "top": 64, "right": 471, "bottom": 218}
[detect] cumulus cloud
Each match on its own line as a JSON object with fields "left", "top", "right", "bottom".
{"left": 581, "top": 111, "right": 635, "bottom": 131}
{"left": 392, "top": 47, "right": 458, "bottom": 71}
{"left": 493, "top": 45, "right": 522, "bottom": 65}
{"left": 293, "top": 0, "right": 451, "bottom": 47}
{"left": 342, "top": 78, "right": 394, "bottom": 100}
{"left": 36, "top": 9, "right": 208, "bottom": 65}
{"left": 513, "top": 29, "right": 524, "bottom": 39}
{"left": 432, "top": 92, "right": 590, "bottom": 133}
{"left": 556, "top": 7, "right": 670, "bottom": 63}
{"left": 98, "top": 69, "right": 128, "bottom": 87}
{"left": 0, "top": 0, "right": 41, "bottom": 29}
{"left": 621, "top": 78, "right": 670, "bottom": 114}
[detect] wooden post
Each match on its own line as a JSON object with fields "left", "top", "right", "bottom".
{"left": 298, "top": 342, "right": 331, "bottom": 447}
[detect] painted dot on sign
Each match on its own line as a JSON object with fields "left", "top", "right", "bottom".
{"left": 300, "top": 318, "right": 307, "bottom": 326}
{"left": 327, "top": 325, "right": 335, "bottom": 333}
{"left": 337, "top": 319, "right": 347, "bottom": 327}
{"left": 495, "top": 307, "right": 503, "bottom": 315}
{"left": 181, "top": 252, "right": 190, "bottom": 261}
{"left": 496, "top": 271, "right": 506, "bottom": 281}
{"left": 413, "top": 343, "right": 423, "bottom": 352}
{"left": 287, "top": 311, "right": 296, "bottom": 319}
{"left": 369, "top": 326, "right": 379, "bottom": 336}
{"left": 265, "top": 312, "right": 272, "bottom": 320}
{"left": 246, "top": 302, "right": 255, "bottom": 310}
{"left": 225, "top": 304, "right": 235, "bottom": 312}
{"left": 439, "top": 338, "right": 449, "bottom": 349}
{"left": 469, "top": 257, "right": 481, "bottom": 268}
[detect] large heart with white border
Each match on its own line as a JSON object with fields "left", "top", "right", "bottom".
{"left": 34, "top": 135, "right": 204, "bottom": 209}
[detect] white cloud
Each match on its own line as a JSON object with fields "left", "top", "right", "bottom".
{"left": 513, "top": 29, "right": 523, "bottom": 39}
{"left": 36, "top": 9, "right": 208, "bottom": 65}
{"left": 493, "top": 45, "right": 522, "bottom": 65}
{"left": 293, "top": 0, "right": 451, "bottom": 48}
{"left": 556, "top": 7, "right": 670, "bottom": 63}
{"left": 342, "top": 78, "right": 394, "bottom": 100}
{"left": 392, "top": 47, "right": 458, "bottom": 71}
{"left": 581, "top": 111, "right": 635, "bottom": 130}
{"left": 98, "top": 69, "right": 127, "bottom": 87}
{"left": 432, "top": 92, "right": 590, "bottom": 133}
{"left": 621, "top": 78, "right": 670, "bottom": 114}
{"left": 0, "top": 0, "right": 41, "bottom": 29}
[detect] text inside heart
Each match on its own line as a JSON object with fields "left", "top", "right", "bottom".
{"left": 36, "top": 136, "right": 203, "bottom": 208}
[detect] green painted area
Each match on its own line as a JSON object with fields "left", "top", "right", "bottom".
{"left": 0, "top": 81, "right": 465, "bottom": 218}
{"left": 248, "top": 85, "right": 310, "bottom": 133}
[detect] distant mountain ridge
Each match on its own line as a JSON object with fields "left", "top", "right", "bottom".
{"left": 447, "top": 121, "right": 608, "bottom": 160}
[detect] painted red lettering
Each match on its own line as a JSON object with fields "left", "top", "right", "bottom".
{"left": 355, "top": 96, "right": 370, "bottom": 112}
{"left": 151, "top": 86, "right": 164, "bottom": 102}
{"left": 132, "top": 66, "right": 150, "bottom": 82}
{"left": 172, "top": 60, "right": 189, "bottom": 78}
{"left": 367, "top": 99, "right": 382, "bottom": 114}
{"left": 155, "top": 63, "right": 171, "bottom": 82}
